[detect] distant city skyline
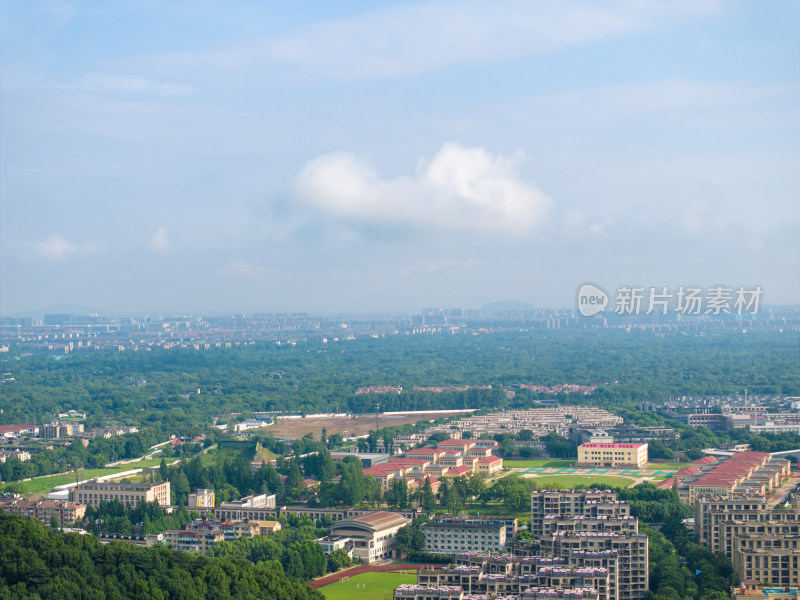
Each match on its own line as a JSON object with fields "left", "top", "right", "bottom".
{"left": 2, "top": 1, "right": 798, "bottom": 315}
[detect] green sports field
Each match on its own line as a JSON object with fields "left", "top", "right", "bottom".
{"left": 321, "top": 572, "right": 416, "bottom": 600}
{"left": 527, "top": 474, "right": 635, "bottom": 489}
{"left": 503, "top": 459, "right": 576, "bottom": 469}
{"left": 646, "top": 462, "right": 684, "bottom": 471}
{"left": 10, "top": 458, "right": 165, "bottom": 495}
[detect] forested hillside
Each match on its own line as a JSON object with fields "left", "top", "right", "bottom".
{"left": 0, "top": 513, "right": 323, "bottom": 600}
{"left": 1, "top": 330, "right": 798, "bottom": 436}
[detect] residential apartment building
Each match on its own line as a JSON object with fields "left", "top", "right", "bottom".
{"left": 0, "top": 497, "right": 86, "bottom": 527}
{"left": 70, "top": 480, "right": 170, "bottom": 509}
{"left": 214, "top": 493, "right": 276, "bottom": 520}
{"left": 0, "top": 424, "right": 39, "bottom": 438}
{"left": 421, "top": 517, "right": 507, "bottom": 554}
{"left": 539, "top": 531, "right": 648, "bottom": 600}
{"left": 164, "top": 528, "right": 224, "bottom": 554}
{"left": 530, "top": 489, "right": 647, "bottom": 600}
{"left": 733, "top": 538, "right": 800, "bottom": 588}
{"left": 40, "top": 422, "right": 84, "bottom": 438}
{"left": 188, "top": 488, "right": 215, "bottom": 508}
{"left": 695, "top": 494, "right": 800, "bottom": 589}
{"left": 576, "top": 443, "right": 648, "bottom": 469}
{"left": 0, "top": 450, "right": 31, "bottom": 463}
{"left": 162, "top": 517, "right": 277, "bottom": 555}
{"left": 410, "top": 552, "right": 607, "bottom": 600}
{"left": 530, "top": 490, "right": 629, "bottom": 537}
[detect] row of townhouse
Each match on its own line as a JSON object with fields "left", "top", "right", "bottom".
{"left": 361, "top": 440, "right": 502, "bottom": 494}
{"left": 656, "top": 452, "right": 791, "bottom": 503}
{"left": 423, "top": 407, "right": 623, "bottom": 439}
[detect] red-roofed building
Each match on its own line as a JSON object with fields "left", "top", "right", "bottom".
{"left": 423, "top": 464, "right": 450, "bottom": 477}
{"left": 438, "top": 455, "right": 464, "bottom": 468}
{"left": 438, "top": 449, "right": 461, "bottom": 456}
{"left": 656, "top": 478, "right": 679, "bottom": 490}
{"left": 577, "top": 442, "right": 648, "bottom": 468}
{"left": 405, "top": 447, "right": 445, "bottom": 461}
{"left": 362, "top": 467, "right": 396, "bottom": 492}
{"left": 386, "top": 458, "right": 431, "bottom": 471}
{"left": 475, "top": 455, "right": 503, "bottom": 475}
{"left": 443, "top": 465, "right": 474, "bottom": 477}
{"left": 677, "top": 452, "right": 790, "bottom": 502}
{"left": 466, "top": 446, "right": 493, "bottom": 458}
{"left": 437, "top": 439, "right": 476, "bottom": 453}
{"left": 0, "top": 424, "right": 39, "bottom": 438}
{"left": 674, "top": 466, "right": 701, "bottom": 477}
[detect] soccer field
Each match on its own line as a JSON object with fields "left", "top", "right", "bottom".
{"left": 527, "top": 474, "right": 635, "bottom": 489}
{"left": 321, "top": 572, "right": 416, "bottom": 600}
{"left": 503, "top": 459, "right": 576, "bottom": 468}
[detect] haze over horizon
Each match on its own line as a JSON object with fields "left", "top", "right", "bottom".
{"left": 2, "top": 1, "right": 798, "bottom": 315}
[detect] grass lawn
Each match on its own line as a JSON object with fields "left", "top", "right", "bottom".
{"left": 321, "top": 572, "right": 416, "bottom": 600}
{"left": 527, "top": 474, "right": 635, "bottom": 489}
{"left": 504, "top": 459, "right": 576, "bottom": 469}
{"left": 460, "top": 502, "right": 531, "bottom": 520}
{"left": 14, "top": 458, "right": 165, "bottom": 495}
{"left": 254, "top": 446, "right": 277, "bottom": 462}
{"left": 647, "top": 462, "right": 684, "bottom": 471}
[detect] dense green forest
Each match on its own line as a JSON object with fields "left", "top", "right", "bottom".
{"left": 0, "top": 512, "right": 322, "bottom": 600}
{"left": 1, "top": 330, "right": 798, "bottom": 438}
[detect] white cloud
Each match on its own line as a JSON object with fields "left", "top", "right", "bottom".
{"left": 141, "top": 0, "right": 720, "bottom": 79}
{"left": 269, "top": 0, "right": 720, "bottom": 78}
{"left": 35, "top": 233, "right": 101, "bottom": 260}
{"left": 148, "top": 228, "right": 170, "bottom": 253}
{"left": 292, "top": 143, "right": 552, "bottom": 235}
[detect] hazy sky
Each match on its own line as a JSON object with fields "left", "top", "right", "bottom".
{"left": 2, "top": 0, "right": 798, "bottom": 315}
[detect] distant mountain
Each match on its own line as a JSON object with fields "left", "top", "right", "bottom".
{"left": 480, "top": 300, "right": 535, "bottom": 315}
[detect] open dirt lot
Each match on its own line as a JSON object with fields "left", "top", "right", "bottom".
{"left": 262, "top": 412, "right": 470, "bottom": 439}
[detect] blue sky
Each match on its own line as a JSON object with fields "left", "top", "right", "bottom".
{"left": 1, "top": 0, "right": 798, "bottom": 315}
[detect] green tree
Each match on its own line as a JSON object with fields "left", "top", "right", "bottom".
{"left": 285, "top": 461, "right": 305, "bottom": 501}
{"left": 395, "top": 524, "right": 425, "bottom": 553}
{"left": 421, "top": 477, "right": 437, "bottom": 512}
